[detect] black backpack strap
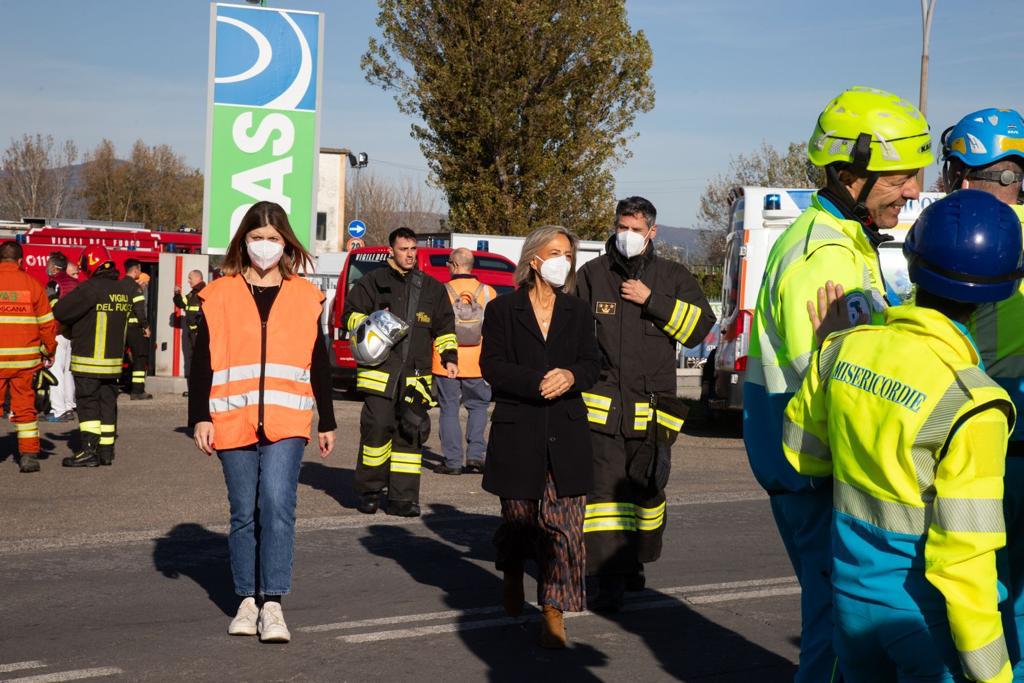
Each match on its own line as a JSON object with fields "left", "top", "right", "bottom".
{"left": 401, "top": 270, "right": 424, "bottom": 368}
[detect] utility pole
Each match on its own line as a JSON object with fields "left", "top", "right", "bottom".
{"left": 918, "top": 0, "right": 938, "bottom": 189}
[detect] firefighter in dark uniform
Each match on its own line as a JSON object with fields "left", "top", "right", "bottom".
{"left": 173, "top": 269, "right": 205, "bottom": 396}
{"left": 576, "top": 196, "right": 716, "bottom": 610}
{"left": 342, "top": 227, "right": 459, "bottom": 518}
{"left": 54, "top": 246, "right": 147, "bottom": 467}
{"left": 121, "top": 259, "right": 152, "bottom": 399}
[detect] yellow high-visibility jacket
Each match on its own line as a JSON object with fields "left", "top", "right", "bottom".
{"left": 745, "top": 193, "right": 890, "bottom": 493}
{"left": 785, "top": 304, "right": 1013, "bottom": 683}
{"left": 972, "top": 204, "right": 1024, "bottom": 441}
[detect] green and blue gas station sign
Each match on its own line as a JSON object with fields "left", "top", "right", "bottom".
{"left": 203, "top": 3, "right": 324, "bottom": 252}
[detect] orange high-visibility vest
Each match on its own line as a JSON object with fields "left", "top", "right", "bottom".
{"left": 0, "top": 262, "right": 57, "bottom": 378}
{"left": 199, "top": 274, "right": 324, "bottom": 450}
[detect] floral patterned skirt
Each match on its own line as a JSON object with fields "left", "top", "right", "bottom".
{"left": 495, "top": 469, "right": 586, "bottom": 612}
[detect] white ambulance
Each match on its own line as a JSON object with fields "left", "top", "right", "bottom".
{"left": 709, "top": 186, "right": 944, "bottom": 413}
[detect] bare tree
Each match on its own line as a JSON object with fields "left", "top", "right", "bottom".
{"left": 0, "top": 134, "right": 79, "bottom": 219}
{"left": 345, "top": 173, "right": 441, "bottom": 245}
{"left": 80, "top": 139, "right": 203, "bottom": 229}
{"left": 697, "top": 141, "right": 824, "bottom": 270}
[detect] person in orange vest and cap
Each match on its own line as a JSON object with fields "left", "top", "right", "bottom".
{"left": 0, "top": 240, "right": 58, "bottom": 472}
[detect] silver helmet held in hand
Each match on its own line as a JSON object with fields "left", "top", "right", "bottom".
{"left": 350, "top": 310, "right": 410, "bottom": 366}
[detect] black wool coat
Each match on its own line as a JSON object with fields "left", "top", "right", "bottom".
{"left": 480, "top": 286, "right": 602, "bottom": 500}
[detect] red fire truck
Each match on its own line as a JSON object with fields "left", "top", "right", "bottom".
{"left": 18, "top": 225, "right": 201, "bottom": 285}
{"left": 328, "top": 246, "right": 516, "bottom": 387}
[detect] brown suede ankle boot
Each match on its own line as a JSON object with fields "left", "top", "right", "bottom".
{"left": 539, "top": 605, "right": 567, "bottom": 648}
{"left": 502, "top": 567, "right": 524, "bottom": 617}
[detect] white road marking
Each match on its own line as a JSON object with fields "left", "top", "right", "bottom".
{"left": 686, "top": 586, "right": 802, "bottom": 604}
{"left": 317, "top": 577, "right": 799, "bottom": 643}
{"left": 303, "top": 575, "right": 797, "bottom": 634}
{"left": 302, "top": 605, "right": 506, "bottom": 633}
{"left": 0, "top": 493, "right": 767, "bottom": 556}
{"left": 0, "top": 667, "right": 122, "bottom": 683}
{"left": 303, "top": 576, "right": 797, "bottom": 634}
{"left": 0, "top": 664, "right": 45, "bottom": 675}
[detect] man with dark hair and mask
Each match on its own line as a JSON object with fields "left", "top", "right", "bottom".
{"left": 342, "top": 227, "right": 459, "bottom": 518}
{"left": 575, "top": 196, "right": 715, "bottom": 611}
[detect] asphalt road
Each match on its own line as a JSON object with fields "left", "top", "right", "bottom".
{"left": 0, "top": 394, "right": 798, "bottom": 682}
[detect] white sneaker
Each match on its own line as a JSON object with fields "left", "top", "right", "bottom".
{"left": 227, "top": 597, "right": 259, "bottom": 636}
{"left": 258, "top": 601, "right": 291, "bottom": 643}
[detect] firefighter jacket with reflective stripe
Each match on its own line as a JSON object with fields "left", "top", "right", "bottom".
{"left": 745, "top": 194, "right": 891, "bottom": 494}
{"left": 0, "top": 262, "right": 57, "bottom": 377}
{"left": 52, "top": 267, "right": 144, "bottom": 378}
{"left": 173, "top": 282, "right": 205, "bottom": 332}
{"left": 785, "top": 304, "right": 1014, "bottom": 683}
{"left": 971, "top": 204, "right": 1024, "bottom": 441}
{"left": 126, "top": 278, "right": 148, "bottom": 327}
{"left": 198, "top": 274, "right": 324, "bottom": 450}
{"left": 342, "top": 261, "right": 458, "bottom": 399}
{"left": 576, "top": 237, "right": 714, "bottom": 437}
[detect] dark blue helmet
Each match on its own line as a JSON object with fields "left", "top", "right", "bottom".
{"left": 903, "top": 190, "right": 1023, "bottom": 303}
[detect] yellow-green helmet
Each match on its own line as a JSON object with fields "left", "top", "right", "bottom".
{"left": 808, "top": 87, "right": 934, "bottom": 172}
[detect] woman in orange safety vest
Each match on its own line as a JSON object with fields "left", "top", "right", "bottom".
{"left": 189, "top": 201, "right": 336, "bottom": 644}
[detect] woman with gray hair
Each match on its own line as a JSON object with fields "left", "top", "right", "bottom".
{"left": 479, "top": 225, "right": 601, "bottom": 648}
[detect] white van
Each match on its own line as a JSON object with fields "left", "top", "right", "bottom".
{"left": 709, "top": 186, "right": 944, "bottom": 413}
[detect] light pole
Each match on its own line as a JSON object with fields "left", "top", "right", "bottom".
{"left": 918, "top": 0, "right": 938, "bottom": 188}
{"left": 347, "top": 152, "right": 369, "bottom": 222}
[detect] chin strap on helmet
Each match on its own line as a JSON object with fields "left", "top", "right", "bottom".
{"left": 848, "top": 133, "right": 878, "bottom": 224}
{"left": 939, "top": 125, "right": 962, "bottom": 191}
{"left": 823, "top": 133, "right": 880, "bottom": 227}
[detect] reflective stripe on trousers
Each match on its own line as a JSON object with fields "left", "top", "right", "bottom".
{"left": 583, "top": 501, "right": 666, "bottom": 532}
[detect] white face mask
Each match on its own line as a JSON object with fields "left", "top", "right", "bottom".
{"left": 247, "top": 240, "right": 284, "bottom": 270}
{"left": 615, "top": 229, "right": 649, "bottom": 259}
{"left": 535, "top": 255, "right": 571, "bottom": 288}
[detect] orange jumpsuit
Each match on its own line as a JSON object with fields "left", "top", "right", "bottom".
{"left": 0, "top": 261, "right": 57, "bottom": 454}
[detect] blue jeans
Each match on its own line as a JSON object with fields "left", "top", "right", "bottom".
{"left": 219, "top": 438, "right": 304, "bottom": 596}
{"left": 435, "top": 376, "right": 491, "bottom": 468}
{"left": 834, "top": 593, "right": 965, "bottom": 682}
{"left": 769, "top": 487, "right": 838, "bottom": 683}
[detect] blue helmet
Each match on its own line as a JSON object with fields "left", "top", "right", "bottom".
{"left": 941, "top": 108, "right": 1024, "bottom": 188}
{"left": 903, "top": 190, "right": 1023, "bottom": 304}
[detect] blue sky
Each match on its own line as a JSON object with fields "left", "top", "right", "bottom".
{"left": 1, "top": 0, "right": 1021, "bottom": 229}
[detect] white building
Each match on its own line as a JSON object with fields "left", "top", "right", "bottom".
{"left": 315, "top": 147, "right": 350, "bottom": 255}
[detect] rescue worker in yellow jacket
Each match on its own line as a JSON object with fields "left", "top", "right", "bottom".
{"left": 744, "top": 86, "right": 934, "bottom": 682}
{"left": 785, "top": 190, "right": 1022, "bottom": 683}
{"left": 942, "top": 108, "right": 1024, "bottom": 677}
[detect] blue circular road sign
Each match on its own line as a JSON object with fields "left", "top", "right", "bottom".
{"left": 348, "top": 220, "right": 367, "bottom": 238}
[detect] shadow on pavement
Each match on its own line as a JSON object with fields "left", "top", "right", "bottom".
{"left": 40, "top": 427, "right": 79, "bottom": 455}
{"left": 421, "top": 447, "right": 445, "bottom": 471}
{"left": 361, "top": 503, "right": 795, "bottom": 681}
{"left": 152, "top": 523, "right": 237, "bottom": 617}
{"left": 683, "top": 416, "right": 743, "bottom": 439}
{"left": 589, "top": 594, "right": 796, "bottom": 681}
{"left": 0, "top": 432, "right": 15, "bottom": 463}
{"left": 299, "top": 461, "right": 359, "bottom": 509}
{"left": 360, "top": 513, "right": 608, "bottom": 681}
